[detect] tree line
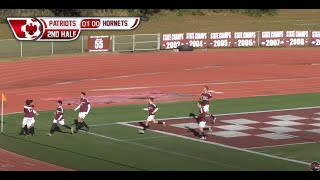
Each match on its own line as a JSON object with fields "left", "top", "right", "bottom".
{"left": 0, "top": 9, "right": 277, "bottom": 23}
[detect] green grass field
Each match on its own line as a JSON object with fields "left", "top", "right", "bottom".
{"left": 1, "top": 92, "right": 320, "bottom": 171}
{"left": 1, "top": 9, "right": 320, "bottom": 59}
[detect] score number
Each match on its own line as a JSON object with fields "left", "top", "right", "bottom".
{"left": 316, "top": 39, "right": 320, "bottom": 45}
{"left": 81, "top": 19, "right": 100, "bottom": 29}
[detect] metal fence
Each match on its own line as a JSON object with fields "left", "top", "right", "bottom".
{"left": 0, "top": 34, "right": 161, "bottom": 59}
{"left": 112, "top": 33, "right": 160, "bottom": 52}
{"left": 0, "top": 36, "right": 89, "bottom": 59}
{"left": 2, "top": 31, "right": 318, "bottom": 59}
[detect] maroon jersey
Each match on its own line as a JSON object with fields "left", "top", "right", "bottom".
{"left": 148, "top": 103, "right": 158, "bottom": 115}
{"left": 200, "top": 92, "right": 212, "bottom": 106}
{"left": 79, "top": 97, "right": 90, "bottom": 112}
{"left": 24, "top": 106, "right": 35, "bottom": 118}
{"left": 55, "top": 106, "right": 64, "bottom": 120}
{"left": 197, "top": 106, "right": 206, "bottom": 122}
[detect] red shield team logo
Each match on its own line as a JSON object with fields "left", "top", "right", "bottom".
{"left": 7, "top": 18, "right": 42, "bottom": 41}
{"left": 310, "top": 161, "right": 320, "bottom": 171}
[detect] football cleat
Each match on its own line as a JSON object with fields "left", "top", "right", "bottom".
{"left": 138, "top": 130, "right": 145, "bottom": 134}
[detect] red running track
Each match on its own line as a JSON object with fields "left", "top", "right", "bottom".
{"left": 1, "top": 48, "right": 320, "bottom": 113}
{"left": 0, "top": 148, "right": 71, "bottom": 171}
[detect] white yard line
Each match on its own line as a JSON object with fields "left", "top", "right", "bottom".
{"left": 246, "top": 141, "right": 318, "bottom": 150}
{"left": 90, "top": 123, "right": 119, "bottom": 127}
{"left": 286, "top": 156, "right": 298, "bottom": 159}
{"left": 81, "top": 130, "right": 246, "bottom": 170}
{"left": 125, "top": 133, "right": 192, "bottom": 142}
{"left": 272, "top": 153, "right": 283, "bottom": 156}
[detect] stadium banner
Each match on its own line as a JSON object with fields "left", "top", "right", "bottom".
{"left": 160, "top": 33, "right": 186, "bottom": 50}
{"left": 259, "top": 31, "right": 286, "bottom": 47}
{"left": 310, "top": 31, "right": 320, "bottom": 46}
{"left": 284, "top": 31, "right": 310, "bottom": 47}
{"left": 87, "top": 36, "right": 111, "bottom": 52}
{"left": 232, "top": 32, "right": 258, "bottom": 47}
{"left": 207, "top": 32, "right": 232, "bottom": 48}
{"left": 184, "top": 32, "right": 208, "bottom": 48}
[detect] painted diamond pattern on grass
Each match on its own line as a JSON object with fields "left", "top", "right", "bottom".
{"left": 170, "top": 123, "right": 210, "bottom": 129}
{"left": 286, "top": 125, "right": 318, "bottom": 131}
{"left": 207, "top": 131, "right": 251, "bottom": 138}
{"left": 306, "top": 128, "right": 320, "bottom": 134}
{"left": 256, "top": 133, "right": 295, "bottom": 140}
{"left": 295, "top": 119, "right": 320, "bottom": 125}
{"left": 261, "top": 126, "right": 300, "bottom": 133}
{"left": 240, "top": 129, "right": 271, "bottom": 135}
{"left": 264, "top": 121, "right": 304, "bottom": 127}
{"left": 130, "top": 108, "right": 320, "bottom": 148}
{"left": 246, "top": 123, "right": 274, "bottom": 129}
{"left": 310, "top": 123, "right": 320, "bottom": 127}
{"left": 220, "top": 119, "right": 260, "bottom": 125}
{"left": 269, "top": 115, "right": 307, "bottom": 121}
{"left": 215, "top": 125, "right": 254, "bottom": 131}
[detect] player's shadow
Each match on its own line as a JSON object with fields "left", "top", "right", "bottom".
{"left": 187, "top": 112, "right": 200, "bottom": 137}
{"left": 53, "top": 126, "right": 71, "bottom": 134}
{"left": 185, "top": 126, "right": 200, "bottom": 138}
{"left": 138, "top": 122, "right": 163, "bottom": 131}
{"left": 138, "top": 122, "right": 148, "bottom": 129}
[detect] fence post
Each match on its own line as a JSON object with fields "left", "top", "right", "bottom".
{"left": 132, "top": 34, "right": 135, "bottom": 51}
{"left": 20, "top": 41, "right": 23, "bottom": 57}
{"left": 81, "top": 35, "right": 84, "bottom": 53}
{"left": 257, "top": 31, "right": 260, "bottom": 47}
{"left": 51, "top": 41, "right": 54, "bottom": 55}
{"left": 157, "top": 33, "right": 161, "bottom": 50}
{"left": 112, "top": 35, "right": 115, "bottom": 52}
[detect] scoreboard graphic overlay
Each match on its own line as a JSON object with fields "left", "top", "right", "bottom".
{"left": 7, "top": 17, "right": 140, "bottom": 42}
